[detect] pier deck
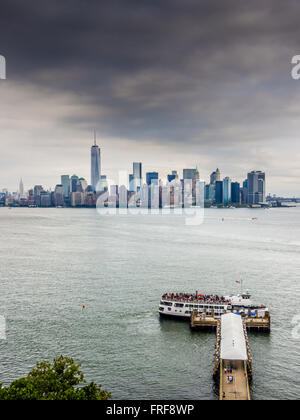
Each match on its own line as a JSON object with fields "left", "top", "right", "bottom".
{"left": 220, "top": 360, "right": 250, "bottom": 400}
{"left": 190, "top": 311, "right": 270, "bottom": 331}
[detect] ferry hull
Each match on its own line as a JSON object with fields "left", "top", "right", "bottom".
{"left": 159, "top": 312, "right": 189, "bottom": 321}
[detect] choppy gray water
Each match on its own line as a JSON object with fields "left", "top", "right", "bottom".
{"left": 0, "top": 206, "right": 299, "bottom": 400}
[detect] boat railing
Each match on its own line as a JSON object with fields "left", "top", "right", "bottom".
{"left": 161, "top": 296, "right": 230, "bottom": 305}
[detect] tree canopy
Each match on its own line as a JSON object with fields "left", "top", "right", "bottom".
{"left": 0, "top": 355, "right": 111, "bottom": 400}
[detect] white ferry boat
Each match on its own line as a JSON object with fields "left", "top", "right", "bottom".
{"left": 159, "top": 291, "right": 269, "bottom": 319}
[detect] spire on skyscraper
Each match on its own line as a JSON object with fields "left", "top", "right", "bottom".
{"left": 94, "top": 129, "right": 97, "bottom": 146}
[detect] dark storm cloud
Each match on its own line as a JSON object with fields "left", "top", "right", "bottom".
{"left": 1, "top": 0, "right": 300, "bottom": 193}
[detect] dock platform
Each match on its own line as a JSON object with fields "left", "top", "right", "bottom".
{"left": 220, "top": 360, "right": 251, "bottom": 400}
{"left": 190, "top": 310, "right": 270, "bottom": 332}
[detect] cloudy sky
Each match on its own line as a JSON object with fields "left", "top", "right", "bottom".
{"left": 1, "top": 0, "right": 300, "bottom": 195}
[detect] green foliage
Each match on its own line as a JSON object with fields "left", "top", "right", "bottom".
{"left": 0, "top": 355, "right": 111, "bottom": 400}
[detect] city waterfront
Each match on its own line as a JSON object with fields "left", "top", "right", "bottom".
{"left": 0, "top": 206, "right": 299, "bottom": 400}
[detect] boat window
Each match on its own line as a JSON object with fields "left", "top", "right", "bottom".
{"left": 174, "top": 303, "right": 184, "bottom": 308}
{"left": 160, "top": 301, "right": 172, "bottom": 307}
{"left": 159, "top": 307, "right": 164, "bottom": 311}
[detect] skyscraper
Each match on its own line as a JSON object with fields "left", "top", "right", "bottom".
{"left": 183, "top": 168, "right": 197, "bottom": 180}
{"left": 146, "top": 172, "right": 159, "bottom": 186}
{"left": 210, "top": 168, "right": 221, "bottom": 185}
{"left": 205, "top": 183, "right": 216, "bottom": 201}
{"left": 61, "top": 175, "right": 70, "bottom": 198}
{"left": 167, "top": 171, "right": 178, "bottom": 183}
{"left": 215, "top": 181, "right": 223, "bottom": 204}
{"left": 91, "top": 132, "right": 101, "bottom": 192}
{"left": 129, "top": 174, "right": 134, "bottom": 191}
{"left": 247, "top": 171, "right": 266, "bottom": 205}
{"left": 133, "top": 162, "right": 142, "bottom": 191}
{"left": 54, "top": 184, "right": 64, "bottom": 207}
{"left": 222, "top": 177, "right": 232, "bottom": 204}
{"left": 241, "top": 179, "right": 248, "bottom": 204}
{"left": 70, "top": 175, "right": 79, "bottom": 193}
{"left": 19, "top": 179, "right": 24, "bottom": 198}
{"left": 231, "top": 182, "right": 241, "bottom": 204}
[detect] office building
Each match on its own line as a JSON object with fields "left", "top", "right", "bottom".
{"left": 223, "top": 177, "right": 231, "bottom": 204}
{"left": 54, "top": 184, "right": 64, "bottom": 207}
{"left": 79, "top": 178, "right": 88, "bottom": 192}
{"left": 215, "top": 181, "right": 223, "bottom": 204}
{"left": 146, "top": 172, "right": 159, "bottom": 186}
{"left": 128, "top": 174, "right": 134, "bottom": 192}
{"left": 168, "top": 171, "right": 178, "bottom": 183}
{"left": 70, "top": 175, "right": 79, "bottom": 193}
{"left": 231, "top": 182, "right": 241, "bottom": 204}
{"left": 99, "top": 175, "right": 108, "bottom": 192}
{"left": 91, "top": 134, "right": 101, "bottom": 192}
{"left": 241, "top": 179, "right": 248, "bottom": 204}
{"left": 19, "top": 179, "right": 24, "bottom": 198}
{"left": 40, "top": 191, "right": 51, "bottom": 207}
{"left": 210, "top": 168, "right": 221, "bottom": 185}
{"left": 133, "top": 162, "right": 142, "bottom": 191}
{"left": 205, "top": 183, "right": 216, "bottom": 201}
{"left": 183, "top": 168, "right": 198, "bottom": 180}
{"left": 247, "top": 171, "right": 266, "bottom": 205}
{"left": 61, "top": 175, "right": 70, "bottom": 198}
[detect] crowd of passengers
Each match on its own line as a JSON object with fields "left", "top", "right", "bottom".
{"left": 162, "top": 293, "right": 230, "bottom": 304}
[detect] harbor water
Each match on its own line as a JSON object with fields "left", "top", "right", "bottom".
{"left": 0, "top": 206, "right": 299, "bottom": 400}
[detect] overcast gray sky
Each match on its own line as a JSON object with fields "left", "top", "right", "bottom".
{"left": 1, "top": 0, "right": 300, "bottom": 195}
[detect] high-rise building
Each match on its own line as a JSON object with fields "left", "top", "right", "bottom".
{"left": 210, "top": 168, "right": 221, "bottom": 185}
{"left": 167, "top": 171, "right": 178, "bottom": 183}
{"left": 247, "top": 171, "right": 266, "bottom": 205}
{"left": 61, "top": 175, "right": 70, "bottom": 198}
{"left": 91, "top": 133, "right": 101, "bottom": 192}
{"left": 71, "top": 192, "right": 84, "bottom": 207}
{"left": 183, "top": 168, "right": 198, "bottom": 180}
{"left": 146, "top": 172, "right": 159, "bottom": 186}
{"left": 129, "top": 174, "right": 134, "bottom": 191}
{"left": 231, "top": 182, "right": 241, "bottom": 204}
{"left": 79, "top": 178, "right": 88, "bottom": 192}
{"left": 33, "top": 186, "right": 42, "bottom": 206}
{"left": 223, "top": 177, "right": 232, "bottom": 204}
{"left": 19, "top": 179, "right": 24, "bottom": 198}
{"left": 133, "top": 162, "right": 142, "bottom": 191}
{"left": 215, "top": 181, "right": 223, "bottom": 204}
{"left": 54, "top": 184, "right": 64, "bottom": 206}
{"left": 205, "top": 183, "right": 216, "bottom": 201}
{"left": 99, "top": 175, "right": 108, "bottom": 192}
{"left": 241, "top": 179, "right": 248, "bottom": 204}
{"left": 40, "top": 191, "right": 51, "bottom": 207}
{"left": 70, "top": 175, "right": 79, "bottom": 193}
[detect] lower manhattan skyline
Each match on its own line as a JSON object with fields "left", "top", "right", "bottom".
{"left": 1, "top": 0, "right": 300, "bottom": 195}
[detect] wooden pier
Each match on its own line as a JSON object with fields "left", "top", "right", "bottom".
{"left": 219, "top": 360, "right": 251, "bottom": 400}
{"left": 190, "top": 310, "right": 270, "bottom": 332}
{"left": 190, "top": 311, "right": 263, "bottom": 401}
